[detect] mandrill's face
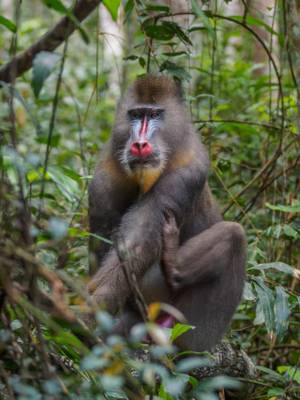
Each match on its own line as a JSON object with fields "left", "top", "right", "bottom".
{"left": 120, "top": 104, "right": 167, "bottom": 180}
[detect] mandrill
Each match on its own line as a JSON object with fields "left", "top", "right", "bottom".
{"left": 87, "top": 75, "right": 246, "bottom": 351}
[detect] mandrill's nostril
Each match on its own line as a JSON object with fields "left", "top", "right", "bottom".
{"left": 130, "top": 141, "right": 153, "bottom": 157}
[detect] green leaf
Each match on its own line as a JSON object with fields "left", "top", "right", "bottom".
{"left": 32, "top": 51, "right": 61, "bottom": 98}
{"left": 267, "top": 388, "right": 285, "bottom": 397}
{"left": 163, "top": 51, "right": 188, "bottom": 57}
{"left": 257, "top": 365, "right": 286, "bottom": 382}
{"left": 160, "top": 60, "right": 191, "bottom": 81}
{"left": 144, "top": 23, "right": 175, "bottom": 41}
{"left": 103, "top": 0, "right": 121, "bottom": 21}
{"left": 124, "top": 0, "right": 134, "bottom": 22}
{"left": 162, "top": 21, "right": 192, "bottom": 46}
{"left": 266, "top": 201, "right": 300, "bottom": 213}
{"left": 170, "top": 323, "right": 194, "bottom": 342}
{"left": 274, "top": 286, "right": 290, "bottom": 340}
{"left": 253, "top": 277, "right": 275, "bottom": 333}
{"left": 230, "top": 15, "right": 278, "bottom": 36}
{"left": 191, "top": 0, "right": 214, "bottom": 36}
{"left": 277, "top": 366, "right": 300, "bottom": 384}
{"left": 124, "top": 55, "right": 138, "bottom": 61}
{"left": 251, "top": 262, "right": 298, "bottom": 277}
{"left": 145, "top": 4, "right": 170, "bottom": 13}
{"left": 282, "top": 224, "right": 299, "bottom": 239}
{"left": 47, "top": 165, "right": 80, "bottom": 202}
{"left": 43, "top": 0, "right": 67, "bottom": 13}
{"left": 139, "top": 57, "right": 146, "bottom": 68}
{"left": 0, "top": 15, "right": 17, "bottom": 32}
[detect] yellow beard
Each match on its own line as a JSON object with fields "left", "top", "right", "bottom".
{"left": 130, "top": 167, "right": 162, "bottom": 193}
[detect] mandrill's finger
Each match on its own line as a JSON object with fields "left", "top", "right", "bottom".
{"left": 163, "top": 209, "right": 176, "bottom": 224}
{"left": 163, "top": 213, "right": 179, "bottom": 237}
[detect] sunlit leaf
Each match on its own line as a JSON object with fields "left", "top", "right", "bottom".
{"left": 103, "top": 0, "right": 121, "bottom": 21}
{"left": 277, "top": 366, "right": 300, "bottom": 384}
{"left": 170, "top": 323, "right": 194, "bottom": 342}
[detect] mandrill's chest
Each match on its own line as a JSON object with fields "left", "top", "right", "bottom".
{"left": 130, "top": 167, "right": 162, "bottom": 194}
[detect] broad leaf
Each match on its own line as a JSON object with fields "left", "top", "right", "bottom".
{"left": 274, "top": 286, "right": 290, "bottom": 341}
{"left": 253, "top": 277, "right": 275, "bottom": 333}
{"left": 32, "top": 51, "right": 61, "bottom": 98}
{"left": 170, "top": 323, "right": 194, "bottom": 342}
{"left": 103, "top": 0, "right": 121, "bottom": 21}
{"left": 0, "top": 15, "right": 16, "bottom": 32}
{"left": 251, "top": 262, "right": 299, "bottom": 279}
{"left": 266, "top": 201, "right": 300, "bottom": 213}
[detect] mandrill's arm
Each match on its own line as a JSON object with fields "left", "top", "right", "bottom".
{"left": 88, "top": 150, "right": 208, "bottom": 314}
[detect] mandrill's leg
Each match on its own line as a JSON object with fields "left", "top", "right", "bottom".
{"left": 162, "top": 215, "right": 247, "bottom": 351}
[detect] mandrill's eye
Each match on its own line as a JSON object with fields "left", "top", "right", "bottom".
{"left": 150, "top": 111, "right": 158, "bottom": 119}
{"left": 129, "top": 109, "right": 140, "bottom": 119}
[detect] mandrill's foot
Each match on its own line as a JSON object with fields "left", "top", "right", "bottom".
{"left": 162, "top": 213, "right": 181, "bottom": 291}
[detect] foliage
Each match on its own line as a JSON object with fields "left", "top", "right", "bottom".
{"left": 0, "top": 0, "right": 300, "bottom": 399}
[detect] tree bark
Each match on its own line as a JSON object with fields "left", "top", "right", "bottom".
{"left": 134, "top": 342, "right": 256, "bottom": 399}
{"left": 0, "top": 0, "right": 102, "bottom": 83}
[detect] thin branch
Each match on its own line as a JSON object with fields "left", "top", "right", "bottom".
{"left": 38, "top": 40, "right": 68, "bottom": 216}
{"left": 194, "top": 118, "right": 281, "bottom": 130}
{"left": 0, "top": 0, "right": 102, "bottom": 82}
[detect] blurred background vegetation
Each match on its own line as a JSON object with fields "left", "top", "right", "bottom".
{"left": 0, "top": 0, "right": 299, "bottom": 399}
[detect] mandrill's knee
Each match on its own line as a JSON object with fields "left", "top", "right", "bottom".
{"left": 229, "top": 222, "right": 246, "bottom": 245}
{"left": 227, "top": 222, "right": 247, "bottom": 269}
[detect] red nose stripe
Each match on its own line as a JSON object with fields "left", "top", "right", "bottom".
{"left": 139, "top": 116, "right": 148, "bottom": 136}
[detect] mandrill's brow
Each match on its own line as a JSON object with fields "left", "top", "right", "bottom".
{"left": 128, "top": 106, "right": 165, "bottom": 120}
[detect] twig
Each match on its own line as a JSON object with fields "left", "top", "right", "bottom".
{"left": 38, "top": 40, "right": 68, "bottom": 216}
{"left": 249, "top": 344, "right": 300, "bottom": 354}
